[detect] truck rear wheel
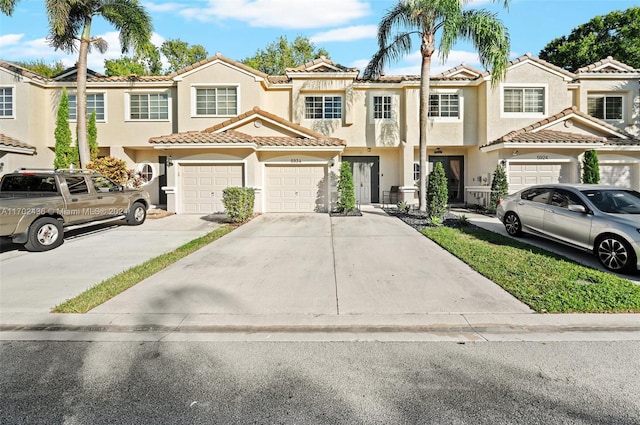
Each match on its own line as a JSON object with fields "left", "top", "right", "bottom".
{"left": 24, "top": 217, "right": 64, "bottom": 252}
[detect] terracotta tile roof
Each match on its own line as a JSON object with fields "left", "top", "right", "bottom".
{"left": 0, "top": 61, "right": 51, "bottom": 82}
{"left": 170, "top": 52, "right": 270, "bottom": 79}
{"left": 149, "top": 107, "right": 346, "bottom": 148}
{"left": 576, "top": 56, "right": 639, "bottom": 73}
{"left": 479, "top": 54, "right": 576, "bottom": 79}
{"left": 286, "top": 56, "right": 359, "bottom": 73}
{"left": 482, "top": 107, "right": 637, "bottom": 149}
{"left": 0, "top": 133, "right": 37, "bottom": 154}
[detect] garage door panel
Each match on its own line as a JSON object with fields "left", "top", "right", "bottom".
{"left": 266, "top": 165, "right": 326, "bottom": 212}
{"left": 509, "top": 163, "right": 568, "bottom": 192}
{"left": 181, "top": 163, "right": 244, "bottom": 214}
{"left": 600, "top": 165, "right": 633, "bottom": 188}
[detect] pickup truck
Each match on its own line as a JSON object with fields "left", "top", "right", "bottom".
{"left": 0, "top": 168, "right": 151, "bottom": 251}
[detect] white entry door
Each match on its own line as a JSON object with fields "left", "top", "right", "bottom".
{"left": 353, "top": 162, "right": 373, "bottom": 204}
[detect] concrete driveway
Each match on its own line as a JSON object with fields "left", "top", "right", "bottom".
{"left": 91, "top": 209, "right": 532, "bottom": 316}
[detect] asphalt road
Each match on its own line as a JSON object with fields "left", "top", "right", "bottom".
{"left": 2, "top": 340, "right": 639, "bottom": 424}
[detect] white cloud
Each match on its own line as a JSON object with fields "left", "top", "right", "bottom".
{"left": 179, "top": 0, "right": 371, "bottom": 29}
{"left": 142, "top": 1, "right": 185, "bottom": 12}
{"left": 0, "top": 33, "right": 24, "bottom": 48}
{"left": 311, "top": 25, "right": 378, "bottom": 43}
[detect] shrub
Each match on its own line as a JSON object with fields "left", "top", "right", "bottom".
{"left": 489, "top": 164, "right": 508, "bottom": 212}
{"left": 54, "top": 88, "right": 75, "bottom": 169}
{"left": 427, "top": 162, "right": 448, "bottom": 220}
{"left": 86, "top": 156, "right": 142, "bottom": 188}
{"left": 222, "top": 187, "right": 255, "bottom": 223}
{"left": 397, "top": 200, "right": 410, "bottom": 213}
{"left": 88, "top": 110, "right": 99, "bottom": 161}
{"left": 582, "top": 150, "right": 600, "bottom": 184}
{"left": 336, "top": 161, "right": 356, "bottom": 213}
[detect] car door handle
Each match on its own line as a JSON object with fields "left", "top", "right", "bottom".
{"left": 71, "top": 198, "right": 78, "bottom": 202}
{"left": 97, "top": 196, "right": 103, "bottom": 199}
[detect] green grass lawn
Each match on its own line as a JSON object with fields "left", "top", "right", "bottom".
{"left": 421, "top": 226, "right": 640, "bottom": 313}
{"left": 52, "top": 225, "right": 235, "bottom": 314}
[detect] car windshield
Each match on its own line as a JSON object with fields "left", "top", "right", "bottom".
{"left": 582, "top": 189, "right": 640, "bottom": 214}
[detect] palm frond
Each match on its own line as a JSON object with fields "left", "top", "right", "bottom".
{"left": 100, "top": 0, "right": 153, "bottom": 53}
{"left": 459, "top": 9, "right": 510, "bottom": 85}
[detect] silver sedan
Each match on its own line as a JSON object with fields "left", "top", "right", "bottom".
{"left": 496, "top": 184, "right": 640, "bottom": 273}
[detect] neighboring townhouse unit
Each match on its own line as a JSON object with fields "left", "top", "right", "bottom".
{"left": 1, "top": 53, "right": 639, "bottom": 214}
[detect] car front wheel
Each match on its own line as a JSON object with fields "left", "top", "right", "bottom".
{"left": 503, "top": 212, "right": 523, "bottom": 237}
{"left": 127, "top": 202, "right": 147, "bottom": 226}
{"left": 596, "top": 235, "right": 636, "bottom": 272}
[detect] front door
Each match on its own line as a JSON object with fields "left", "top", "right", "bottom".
{"left": 342, "top": 156, "right": 380, "bottom": 204}
{"left": 353, "top": 162, "right": 373, "bottom": 204}
{"left": 429, "top": 156, "right": 464, "bottom": 204}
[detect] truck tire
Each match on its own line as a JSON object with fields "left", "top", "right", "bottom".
{"left": 24, "top": 217, "right": 64, "bottom": 252}
{"left": 127, "top": 202, "right": 147, "bottom": 226}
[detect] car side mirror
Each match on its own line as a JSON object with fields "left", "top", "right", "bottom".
{"left": 568, "top": 204, "right": 587, "bottom": 213}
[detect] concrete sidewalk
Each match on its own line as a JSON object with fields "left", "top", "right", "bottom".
{"left": 1, "top": 206, "right": 639, "bottom": 341}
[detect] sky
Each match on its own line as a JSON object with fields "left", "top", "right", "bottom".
{"left": 0, "top": 0, "right": 638, "bottom": 76}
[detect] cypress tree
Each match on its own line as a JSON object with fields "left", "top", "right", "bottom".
{"left": 582, "top": 150, "right": 600, "bottom": 184}
{"left": 88, "top": 110, "right": 99, "bottom": 161}
{"left": 427, "top": 162, "right": 448, "bottom": 221}
{"left": 336, "top": 161, "right": 356, "bottom": 213}
{"left": 53, "top": 88, "right": 73, "bottom": 169}
{"left": 490, "top": 164, "right": 509, "bottom": 212}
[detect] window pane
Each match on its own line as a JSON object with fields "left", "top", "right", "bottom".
{"left": 524, "top": 88, "right": 544, "bottom": 113}
{"left": 588, "top": 97, "right": 604, "bottom": 118}
{"left": 0, "top": 87, "right": 13, "bottom": 116}
{"left": 325, "top": 96, "right": 342, "bottom": 119}
{"left": 68, "top": 94, "right": 77, "bottom": 120}
{"left": 429, "top": 94, "right": 440, "bottom": 116}
{"left": 504, "top": 89, "right": 522, "bottom": 113}
{"left": 373, "top": 96, "right": 382, "bottom": 119}
{"left": 605, "top": 96, "right": 622, "bottom": 120}
{"left": 305, "top": 96, "right": 323, "bottom": 119}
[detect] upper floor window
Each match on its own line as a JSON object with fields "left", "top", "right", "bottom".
{"left": 429, "top": 93, "right": 459, "bottom": 118}
{"left": 0, "top": 87, "right": 14, "bottom": 118}
{"left": 69, "top": 93, "right": 105, "bottom": 121}
{"left": 195, "top": 87, "right": 237, "bottom": 116}
{"left": 413, "top": 163, "right": 420, "bottom": 181}
{"left": 304, "top": 96, "right": 342, "bottom": 119}
{"left": 130, "top": 93, "right": 169, "bottom": 120}
{"left": 373, "top": 95, "right": 392, "bottom": 119}
{"left": 503, "top": 87, "right": 544, "bottom": 114}
{"left": 588, "top": 95, "right": 622, "bottom": 121}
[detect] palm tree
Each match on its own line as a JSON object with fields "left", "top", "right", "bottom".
{"left": 364, "top": 0, "right": 511, "bottom": 213}
{"left": 1, "top": 0, "right": 152, "bottom": 167}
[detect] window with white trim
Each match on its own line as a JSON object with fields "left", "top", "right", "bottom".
{"left": 69, "top": 93, "right": 105, "bottom": 120}
{"left": 503, "top": 87, "right": 544, "bottom": 114}
{"left": 304, "top": 96, "right": 342, "bottom": 119}
{"left": 413, "top": 163, "right": 420, "bottom": 181}
{"left": 373, "top": 95, "right": 392, "bottom": 119}
{"left": 587, "top": 95, "right": 623, "bottom": 120}
{"left": 429, "top": 93, "right": 459, "bottom": 117}
{"left": 0, "top": 87, "right": 14, "bottom": 117}
{"left": 130, "top": 93, "right": 169, "bottom": 120}
{"left": 195, "top": 87, "right": 237, "bottom": 116}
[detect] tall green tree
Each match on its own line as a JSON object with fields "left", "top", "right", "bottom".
{"left": 88, "top": 110, "right": 98, "bottom": 161}
{"left": 15, "top": 59, "right": 66, "bottom": 77}
{"left": 54, "top": 88, "right": 74, "bottom": 169}
{"left": 1, "top": 0, "right": 153, "bottom": 167}
{"left": 539, "top": 7, "right": 640, "bottom": 71}
{"left": 582, "top": 150, "right": 601, "bottom": 184}
{"left": 242, "top": 35, "right": 329, "bottom": 75}
{"left": 365, "top": 0, "right": 510, "bottom": 213}
{"left": 160, "top": 39, "right": 208, "bottom": 73}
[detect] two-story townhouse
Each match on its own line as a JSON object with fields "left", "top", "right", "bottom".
{"left": 1, "top": 53, "right": 638, "bottom": 214}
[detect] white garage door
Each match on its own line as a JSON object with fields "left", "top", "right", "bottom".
{"left": 599, "top": 164, "right": 634, "bottom": 188}
{"left": 266, "top": 165, "right": 327, "bottom": 212}
{"left": 509, "top": 162, "right": 569, "bottom": 191}
{"left": 181, "top": 163, "right": 243, "bottom": 213}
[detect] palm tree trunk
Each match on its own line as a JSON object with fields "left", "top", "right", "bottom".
{"left": 76, "top": 17, "right": 92, "bottom": 167}
{"left": 418, "top": 34, "right": 434, "bottom": 213}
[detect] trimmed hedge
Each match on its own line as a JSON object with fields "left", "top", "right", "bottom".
{"left": 222, "top": 187, "right": 255, "bottom": 223}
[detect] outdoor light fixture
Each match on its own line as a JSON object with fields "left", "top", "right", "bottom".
{"left": 167, "top": 155, "right": 174, "bottom": 167}
{"left": 434, "top": 148, "right": 443, "bottom": 154}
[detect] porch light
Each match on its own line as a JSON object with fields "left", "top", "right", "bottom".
{"left": 167, "top": 155, "right": 174, "bottom": 167}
